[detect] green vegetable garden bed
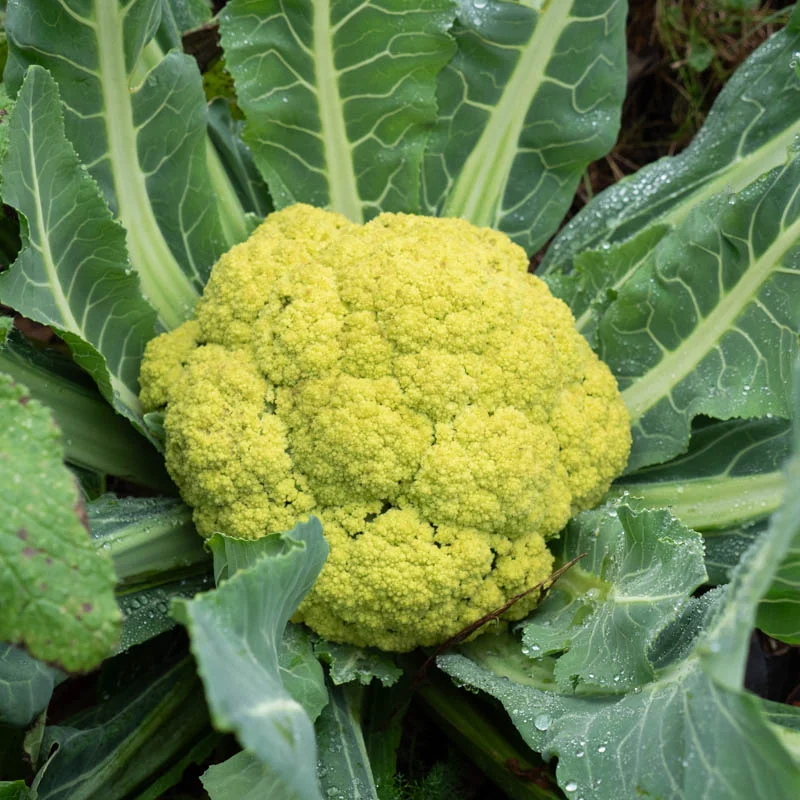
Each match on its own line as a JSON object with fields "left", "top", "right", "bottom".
{"left": 1, "top": 1, "right": 799, "bottom": 798}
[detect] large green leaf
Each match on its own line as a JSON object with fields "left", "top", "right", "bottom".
{"left": 599, "top": 154, "right": 800, "bottom": 470}
{"left": 439, "top": 409, "right": 800, "bottom": 799}
{"left": 0, "top": 325, "right": 171, "bottom": 490}
{"left": 0, "top": 372, "right": 120, "bottom": 672}
{"left": 218, "top": 0, "right": 455, "bottom": 222}
{"left": 541, "top": 14, "right": 800, "bottom": 275}
{"left": 0, "top": 645, "right": 64, "bottom": 728}
{"left": 521, "top": 502, "right": 706, "bottom": 694}
{"left": 0, "top": 66, "right": 156, "bottom": 427}
{"left": 423, "top": 0, "right": 627, "bottom": 254}
{"left": 5, "top": 0, "right": 227, "bottom": 329}
{"left": 174, "top": 519, "right": 328, "bottom": 800}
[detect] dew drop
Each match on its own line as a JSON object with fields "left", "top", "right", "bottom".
{"left": 564, "top": 781, "right": 578, "bottom": 792}
{"left": 597, "top": 745, "right": 606, "bottom": 753}
{"left": 534, "top": 713, "right": 551, "bottom": 731}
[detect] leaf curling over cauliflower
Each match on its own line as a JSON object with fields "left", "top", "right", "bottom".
{"left": 139, "top": 204, "right": 631, "bottom": 651}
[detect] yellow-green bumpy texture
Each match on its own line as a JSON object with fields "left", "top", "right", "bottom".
{"left": 140, "top": 205, "right": 631, "bottom": 651}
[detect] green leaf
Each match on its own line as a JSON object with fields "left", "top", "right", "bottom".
{"left": 174, "top": 519, "right": 328, "bottom": 800}
{"left": 280, "top": 624, "right": 328, "bottom": 723}
{"left": 703, "top": 519, "right": 764, "bottom": 585}
{"left": 544, "top": 224, "right": 670, "bottom": 346}
{"left": 205, "top": 96, "right": 271, "bottom": 247}
{"left": 316, "top": 682, "right": 379, "bottom": 800}
{"left": 207, "top": 97, "right": 272, "bottom": 220}
{"left": 600, "top": 154, "right": 800, "bottom": 470}
{"left": 415, "top": 669, "right": 559, "bottom": 800}
{"left": 423, "top": 0, "right": 627, "bottom": 254}
{"left": 521, "top": 502, "right": 706, "bottom": 694}
{"left": 218, "top": 0, "right": 456, "bottom": 222}
{"left": 116, "top": 576, "right": 213, "bottom": 654}
{"left": 202, "top": 751, "right": 289, "bottom": 800}
{"left": 757, "top": 532, "right": 800, "bottom": 643}
{"left": 687, "top": 33, "right": 715, "bottom": 72}
{"left": 30, "top": 655, "right": 212, "bottom": 800}
{"left": 0, "top": 373, "right": 120, "bottom": 672}
{"left": 0, "top": 327, "right": 172, "bottom": 491}
{"left": 441, "top": 623, "right": 800, "bottom": 799}
{"left": 5, "top": 0, "right": 227, "bottom": 329}
{"left": 0, "top": 645, "right": 64, "bottom": 728}
{"left": 314, "top": 640, "right": 402, "bottom": 688}
{"left": 541, "top": 18, "right": 800, "bottom": 275}
{"left": 157, "top": 0, "right": 212, "bottom": 49}
{"left": 0, "top": 782, "right": 30, "bottom": 800}
{"left": 0, "top": 66, "right": 157, "bottom": 428}
{"left": 758, "top": 375, "right": 800, "bottom": 644}
{"left": 438, "top": 406, "right": 800, "bottom": 800}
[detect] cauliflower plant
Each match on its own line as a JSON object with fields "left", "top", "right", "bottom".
{"left": 140, "top": 205, "right": 631, "bottom": 651}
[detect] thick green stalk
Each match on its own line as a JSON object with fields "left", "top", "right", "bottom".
{"left": 0, "top": 342, "right": 172, "bottom": 492}
{"left": 91, "top": 501, "right": 209, "bottom": 590}
{"left": 610, "top": 473, "right": 785, "bottom": 531}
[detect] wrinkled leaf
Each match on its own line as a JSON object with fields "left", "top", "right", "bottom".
{"left": 174, "top": 519, "right": 328, "bottom": 800}
{"left": 423, "top": 0, "right": 627, "bottom": 254}
{"left": 219, "top": 0, "right": 455, "bottom": 222}
{"left": 521, "top": 502, "right": 706, "bottom": 694}
{"left": 0, "top": 373, "right": 120, "bottom": 671}
{"left": 0, "top": 66, "right": 156, "bottom": 426}
{"left": 5, "top": 0, "right": 227, "bottom": 329}
{"left": 0, "top": 645, "right": 64, "bottom": 728}
{"left": 314, "top": 640, "right": 402, "bottom": 688}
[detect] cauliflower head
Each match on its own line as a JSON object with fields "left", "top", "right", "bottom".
{"left": 139, "top": 205, "right": 631, "bottom": 651}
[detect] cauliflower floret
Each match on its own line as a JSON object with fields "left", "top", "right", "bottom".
{"left": 140, "top": 204, "right": 631, "bottom": 651}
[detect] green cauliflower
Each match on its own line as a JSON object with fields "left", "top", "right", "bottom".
{"left": 139, "top": 204, "right": 631, "bottom": 651}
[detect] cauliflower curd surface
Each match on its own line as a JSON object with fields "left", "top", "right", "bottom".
{"left": 140, "top": 205, "right": 631, "bottom": 651}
